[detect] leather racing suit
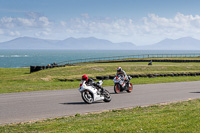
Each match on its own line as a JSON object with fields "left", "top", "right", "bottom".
{"left": 116, "top": 70, "right": 128, "bottom": 80}
{"left": 85, "top": 78, "right": 105, "bottom": 93}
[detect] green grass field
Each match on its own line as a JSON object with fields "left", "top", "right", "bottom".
{"left": 1, "top": 57, "right": 200, "bottom": 93}
{"left": 1, "top": 99, "right": 200, "bottom": 133}
{"left": 1, "top": 57, "right": 200, "bottom": 132}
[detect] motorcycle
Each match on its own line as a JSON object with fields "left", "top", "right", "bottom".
{"left": 79, "top": 80, "right": 111, "bottom": 104}
{"left": 113, "top": 75, "right": 133, "bottom": 93}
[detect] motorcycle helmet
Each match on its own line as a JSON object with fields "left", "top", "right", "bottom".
{"left": 117, "top": 67, "right": 122, "bottom": 72}
{"left": 82, "top": 75, "right": 88, "bottom": 81}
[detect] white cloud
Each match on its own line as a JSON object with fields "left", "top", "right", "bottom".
{"left": 39, "top": 17, "right": 50, "bottom": 27}
{"left": 1, "top": 17, "right": 13, "bottom": 23}
{"left": 35, "top": 31, "right": 48, "bottom": 37}
{"left": 0, "top": 13, "right": 52, "bottom": 40}
{"left": 140, "top": 13, "right": 200, "bottom": 39}
{"left": 1, "top": 12, "right": 200, "bottom": 45}
{"left": 81, "top": 13, "right": 90, "bottom": 19}
{"left": 9, "top": 31, "right": 20, "bottom": 36}
{"left": 0, "top": 14, "right": 51, "bottom": 29}
{"left": 35, "top": 28, "right": 52, "bottom": 37}
{"left": 60, "top": 21, "right": 67, "bottom": 27}
{"left": 17, "top": 18, "right": 34, "bottom": 26}
{"left": 0, "top": 17, "right": 15, "bottom": 28}
{"left": 26, "top": 12, "right": 42, "bottom": 19}
{"left": 58, "top": 12, "right": 200, "bottom": 44}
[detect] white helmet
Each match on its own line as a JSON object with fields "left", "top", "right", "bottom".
{"left": 117, "top": 67, "right": 122, "bottom": 72}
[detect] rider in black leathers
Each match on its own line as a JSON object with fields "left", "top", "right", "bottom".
{"left": 82, "top": 75, "right": 105, "bottom": 93}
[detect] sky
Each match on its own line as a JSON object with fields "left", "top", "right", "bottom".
{"left": 0, "top": 0, "right": 200, "bottom": 45}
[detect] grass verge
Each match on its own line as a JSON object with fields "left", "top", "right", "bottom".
{"left": 1, "top": 59, "right": 200, "bottom": 93}
{"left": 1, "top": 99, "right": 200, "bottom": 132}
{"left": 1, "top": 76, "right": 200, "bottom": 93}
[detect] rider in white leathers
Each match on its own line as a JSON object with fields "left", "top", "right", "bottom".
{"left": 116, "top": 67, "right": 128, "bottom": 79}
{"left": 116, "top": 67, "right": 129, "bottom": 87}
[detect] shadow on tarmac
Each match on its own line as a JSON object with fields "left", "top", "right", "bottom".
{"left": 60, "top": 101, "right": 107, "bottom": 105}
{"left": 190, "top": 92, "right": 200, "bottom": 93}
{"left": 60, "top": 102, "right": 86, "bottom": 105}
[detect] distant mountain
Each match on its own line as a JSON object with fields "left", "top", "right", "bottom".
{"left": 137, "top": 37, "right": 200, "bottom": 50}
{"left": 1, "top": 36, "right": 200, "bottom": 50}
{"left": 0, "top": 36, "right": 136, "bottom": 50}
{"left": 56, "top": 37, "right": 136, "bottom": 50}
{"left": 0, "top": 37, "right": 59, "bottom": 49}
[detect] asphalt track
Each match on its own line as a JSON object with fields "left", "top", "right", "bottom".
{"left": 1, "top": 81, "right": 200, "bottom": 124}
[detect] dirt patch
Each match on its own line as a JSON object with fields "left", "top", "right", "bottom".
{"left": 91, "top": 67, "right": 105, "bottom": 71}
{"left": 41, "top": 76, "right": 52, "bottom": 81}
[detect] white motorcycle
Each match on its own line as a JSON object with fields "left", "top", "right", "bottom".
{"left": 79, "top": 80, "right": 111, "bottom": 104}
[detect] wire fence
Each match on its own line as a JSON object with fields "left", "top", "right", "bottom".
{"left": 57, "top": 53, "right": 200, "bottom": 65}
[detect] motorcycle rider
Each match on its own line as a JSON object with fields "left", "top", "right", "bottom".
{"left": 82, "top": 75, "right": 105, "bottom": 93}
{"left": 116, "top": 67, "right": 129, "bottom": 87}
{"left": 116, "top": 67, "right": 128, "bottom": 79}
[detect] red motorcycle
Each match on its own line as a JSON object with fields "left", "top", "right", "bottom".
{"left": 113, "top": 75, "right": 133, "bottom": 93}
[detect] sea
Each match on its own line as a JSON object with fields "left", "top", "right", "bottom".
{"left": 1, "top": 50, "right": 200, "bottom": 68}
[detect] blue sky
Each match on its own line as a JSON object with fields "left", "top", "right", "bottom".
{"left": 1, "top": 0, "right": 200, "bottom": 45}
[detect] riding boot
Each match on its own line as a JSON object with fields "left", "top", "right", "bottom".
{"left": 95, "top": 84, "right": 105, "bottom": 94}
{"left": 100, "top": 86, "right": 105, "bottom": 94}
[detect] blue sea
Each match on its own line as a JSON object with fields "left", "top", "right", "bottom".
{"left": 1, "top": 50, "right": 200, "bottom": 68}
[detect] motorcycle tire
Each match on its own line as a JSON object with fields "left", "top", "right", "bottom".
{"left": 126, "top": 83, "right": 133, "bottom": 93}
{"left": 103, "top": 90, "right": 111, "bottom": 102}
{"left": 114, "top": 84, "right": 120, "bottom": 94}
{"left": 81, "top": 90, "right": 93, "bottom": 104}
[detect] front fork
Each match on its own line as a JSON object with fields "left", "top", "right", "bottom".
{"left": 85, "top": 90, "right": 92, "bottom": 98}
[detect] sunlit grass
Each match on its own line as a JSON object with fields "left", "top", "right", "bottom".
{"left": 0, "top": 57, "right": 200, "bottom": 93}
{"left": 1, "top": 99, "right": 200, "bottom": 132}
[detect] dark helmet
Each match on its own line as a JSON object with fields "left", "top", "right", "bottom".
{"left": 117, "top": 67, "right": 122, "bottom": 72}
{"left": 82, "top": 75, "right": 88, "bottom": 81}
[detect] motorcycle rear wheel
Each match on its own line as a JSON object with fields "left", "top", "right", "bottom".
{"left": 81, "top": 90, "right": 93, "bottom": 104}
{"left": 103, "top": 90, "right": 111, "bottom": 102}
{"left": 126, "top": 83, "right": 133, "bottom": 93}
{"left": 114, "top": 84, "right": 120, "bottom": 94}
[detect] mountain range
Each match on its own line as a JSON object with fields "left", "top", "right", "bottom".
{"left": 0, "top": 36, "right": 200, "bottom": 50}
{"left": 137, "top": 37, "right": 200, "bottom": 50}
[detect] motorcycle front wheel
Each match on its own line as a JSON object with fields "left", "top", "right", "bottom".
{"left": 126, "top": 83, "right": 133, "bottom": 93}
{"left": 103, "top": 90, "right": 111, "bottom": 102}
{"left": 114, "top": 84, "right": 120, "bottom": 94}
{"left": 81, "top": 90, "right": 93, "bottom": 104}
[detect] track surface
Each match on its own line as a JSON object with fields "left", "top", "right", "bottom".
{"left": 1, "top": 81, "right": 200, "bottom": 124}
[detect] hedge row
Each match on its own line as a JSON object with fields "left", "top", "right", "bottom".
{"left": 97, "top": 72, "right": 200, "bottom": 79}
{"left": 96, "top": 72, "right": 200, "bottom": 79}
{"left": 96, "top": 59, "right": 200, "bottom": 63}
{"left": 30, "top": 65, "right": 65, "bottom": 73}
{"left": 58, "top": 72, "right": 200, "bottom": 82}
